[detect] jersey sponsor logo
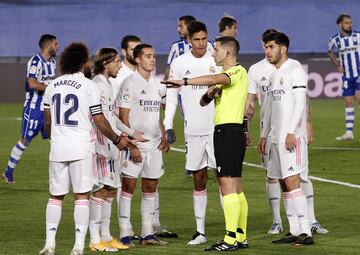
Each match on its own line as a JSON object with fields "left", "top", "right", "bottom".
{"left": 190, "top": 85, "right": 208, "bottom": 90}
{"left": 227, "top": 69, "right": 240, "bottom": 77}
{"left": 209, "top": 66, "right": 216, "bottom": 74}
{"left": 271, "top": 89, "right": 285, "bottom": 101}
{"left": 140, "top": 99, "right": 161, "bottom": 112}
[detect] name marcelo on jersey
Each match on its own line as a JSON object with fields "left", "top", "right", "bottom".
{"left": 54, "top": 79, "right": 82, "bottom": 89}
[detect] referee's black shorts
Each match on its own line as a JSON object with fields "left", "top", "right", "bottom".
{"left": 214, "top": 123, "right": 246, "bottom": 177}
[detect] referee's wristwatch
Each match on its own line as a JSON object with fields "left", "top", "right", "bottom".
{"left": 183, "top": 77, "right": 188, "bottom": 86}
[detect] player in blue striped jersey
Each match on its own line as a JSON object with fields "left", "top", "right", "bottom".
{"left": 2, "top": 34, "right": 58, "bottom": 183}
{"left": 328, "top": 14, "right": 360, "bottom": 140}
{"left": 218, "top": 15, "right": 238, "bottom": 38}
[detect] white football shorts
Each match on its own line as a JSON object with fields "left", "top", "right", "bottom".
{"left": 49, "top": 152, "right": 98, "bottom": 196}
{"left": 93, "top": 154, "right": 121, "bottom": 191}
{"left": 120, "top": 148, "right": 164, "bottom": 179}
{"left": 268, "top": 137, "right": 308, "bottom": 180}
{"left": 185, "top": 134, "right": 216, "bottom": 171}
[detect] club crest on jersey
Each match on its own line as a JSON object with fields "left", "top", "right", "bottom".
{"left": 280, "top": 77, "right": 284, "bottom": 85}
{"left": 209, "top": 66, "right": 216, "bottom": 74}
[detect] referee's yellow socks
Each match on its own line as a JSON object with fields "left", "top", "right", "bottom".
{"left": 237, "top": 192, "right": 248, "bottom": 242}
{"left": 223, "top": 193, "right": 240, "bottom": 244}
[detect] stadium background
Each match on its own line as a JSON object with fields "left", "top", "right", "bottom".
{"left": 1, "top": 0, "right": 360, "bottom": 102}
{"left": 1, "top": 1, "right": 360, "bottom": 255}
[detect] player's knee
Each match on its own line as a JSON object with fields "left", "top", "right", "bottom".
{"left": 121, "top": 177, "right": 137, "bottom": 194}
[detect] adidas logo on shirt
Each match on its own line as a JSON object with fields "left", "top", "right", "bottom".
{"left": 261, "top": 76, "right": 267, "bottom": 81}
{"left": 185, "top": 70, "right": 191, "bottom": 75}
{"left": 141, "top": 90, "right": 146, "bottom": 94}
{"left": 288, "top": 167, "right": 294, "bottom": 171}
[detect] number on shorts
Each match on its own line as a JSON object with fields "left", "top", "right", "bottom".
{"left": 29, "top": 119, "right": 38, "bottom": 129}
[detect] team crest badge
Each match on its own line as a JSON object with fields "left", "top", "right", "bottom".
{"left": 123, "top": 160, "right": 128, "bottom": 167}
{"left": 280, "top": 77, "right": 284, "bottom": 86}
{"left": 209, "top": 66, "right": 216, "bottom": 74}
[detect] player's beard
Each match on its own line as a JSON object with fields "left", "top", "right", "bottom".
{"left": 343, "top": 28, "right": 352, "bottom": 34}
{"left": 126, "top": 55, "right": 137, "bottom": 66}
{"left": 49, "top": 48, "right": 56, "bottom": 58}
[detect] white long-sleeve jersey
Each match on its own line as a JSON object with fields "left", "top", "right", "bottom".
{"left": 261, "top": 59, "right": 308, "bottom": 143}
{"left": 164, "top": 51, "right": 220, "bottom": 136}
{"left": 247, "top": 58, "right": 276, "bottom": 125}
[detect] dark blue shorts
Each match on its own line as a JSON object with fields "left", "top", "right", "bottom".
{"left": 21, "top": 106, "right": 46, "bottom": 141}
{"left": 342, "top": 76, "right": 360, "bottom": 97}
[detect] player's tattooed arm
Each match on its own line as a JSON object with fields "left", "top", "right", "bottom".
{"left": 44, "top": 108, "right": 51, "bottom": 138}
{"left": 306, "top": 95, "right": 314, "bottom": 144}
{"left": 245, "top": 93, "right": 257, "bottom": 121}
{"left": 306, "top": 95, "right": 312, "bottom": 123}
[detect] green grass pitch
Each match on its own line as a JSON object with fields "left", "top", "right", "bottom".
{"left": 0, "top": 99, "right": 359, "bottom": 254}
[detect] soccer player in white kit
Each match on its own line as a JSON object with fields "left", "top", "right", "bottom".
{"left": 257, "top": 32, "right": 314, "bottom": 245}
{"left": 118, "top": 43, "right": 170, "bottom": 246}
{"left": 111, "top": 35, "right": 177, "bottom": 240}
{"left": 88, "top": 48, "right": 130, "bottom": 251}
{"left": 39, "top": 43, "right": 133, "bottom": 255}
{"left": 247, "top": 29, "right": 328, "bottom": 235}
{"left": 164, "top": 21, "right": 219, "bottom": 245}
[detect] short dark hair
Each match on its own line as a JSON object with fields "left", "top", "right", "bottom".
{"left": 188, "top": 21, "right": 208, "bottom": 38}
{"left": 93, "top": 47, "right": 118, "bottom": 75}
{"left": 133, "top": 43, "right": 153, "bottom": 60}
{"left": 60, "top": 42, "right": 90, "bottom": 75}
{"left": 262, "top": 29, "right": 279, "bottom": 41}
{"left": 336, "top": 14, "right": 351, "bottom": 24}
{"left": 179, "top": 15, "right": 196, "bottom": 26}
{"left": 215, "top": 36, "right": 240, "bottom": 56}
{"left": 219, "top": 16, "right": 237, "bottom": 33}
{"left": 262, "top": 32, "right": 290, "bottom": 50}
{"left": 39, "top": 34, "right": 56, "bottom": 49}
{"left": 121, "top": 35, "right": 141, "bottom": 50}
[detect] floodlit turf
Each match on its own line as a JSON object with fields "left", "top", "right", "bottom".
{"left": 0, "top": 99, "right": 359, "bottom": 255}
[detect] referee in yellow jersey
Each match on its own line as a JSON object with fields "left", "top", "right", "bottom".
{"left": 163, "top": 36, "right": 249, "bottom": 251}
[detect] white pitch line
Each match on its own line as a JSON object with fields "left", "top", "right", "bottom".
{"left": 247, "top": 145, "right": 360, "bottom": 152}
{"left": 170, "top": 147, "right": 360, "bottom": 189}
{"left": 311, "top": 146, "right": 360, "bottom": 151}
